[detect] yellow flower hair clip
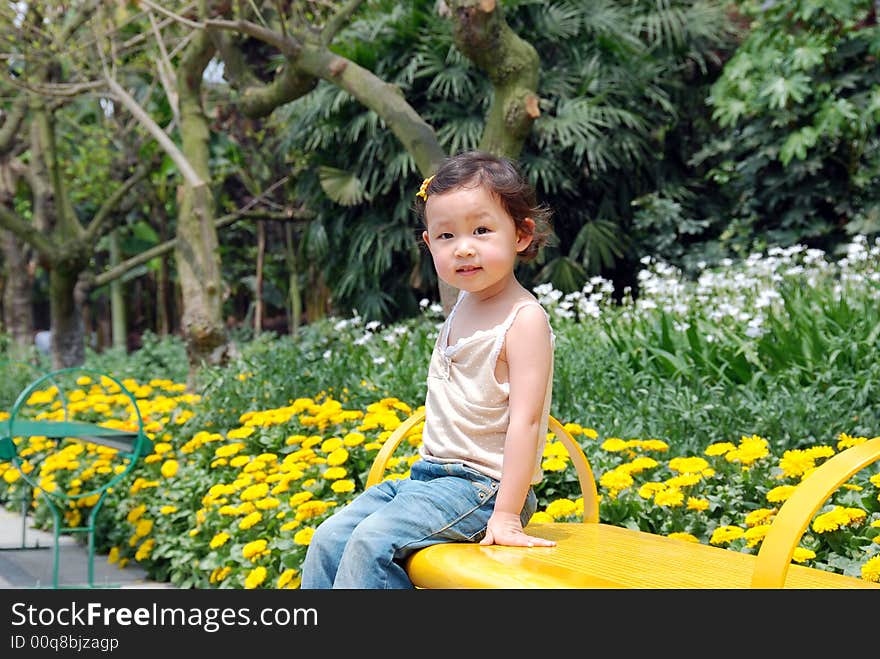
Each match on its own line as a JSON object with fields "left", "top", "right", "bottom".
{"left": 416, "top": 175, "right": 435, "bottom": 201}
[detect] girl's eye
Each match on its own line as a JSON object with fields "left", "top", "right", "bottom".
{"left": 438, "top": 232, "right": 453, "bottom": 240}
{"left": 475, "top": 226, "right": 490, "bottom": 235}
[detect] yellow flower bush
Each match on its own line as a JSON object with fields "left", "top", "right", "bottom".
{"left": 3, "top": 373, "right": 878, "bottom": 589}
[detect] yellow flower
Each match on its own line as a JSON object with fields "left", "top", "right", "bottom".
{"left": 744, "top": 524, "right": 770, "bottom": 548}
{"left": 837, "top": 432, "right": 868, "bottom": 451}
{"left": 321, "top": 437, "right": 343, "bottom": 453}
{"left": 134, "top": 538, "right": 155, "bottom": 561}
{"left": 766, "top": 485, "right": 797, "bottom": 503}
{"left": 343, "top": 432, "right": 365, "bottom": 447}
{"left": 242, "top": 539, "right": 268, "bottom": 560}
{"left": 289, "top": 491, "right": 314, "bottom": 506}
{"left": 209, "top": 532, "right": 231, "bottom": 549}
{"left": 107, "top": 547, "right": 120, "bottom": 564}
{"left": 160, "top": 505, "right": 178, "bottom": 515}
{"left": 321, "top": 466, "right": 347, "bottom": 480}
{"left": 134, "top": 519, "right": 154, "bottom": 538}
{"left": 791, "top": 547, "right": 816, "bottom": 564}
{"left": 241, "top": 482, "right": 270, "bottom": 501}
{"left": 601, "top": 438, "right": 629, "bottom": 452}
{"left": 637, "top": 482, "right": 666, "bottom": 499}
{"left": 210, "top": 566, "right": 232, "bottom": 583}
{"left": 244, "top": 566, "right": 267, "bottom": 589}
{"left": 861, "top": 555, "right": 880, "bottom": 582}
{"left": 294, "top": 527, "right": 315, "bottom": 546}
{"left": 126, "top": 505, "right": 146, "bottom": 523}
{"left": 227, "top": 426, "right": 256, "bottom": 440}
{"left": 239, "top": 511, "right": 263, "bottom": 530}
{"left": 541, "top": 457, "right": 568, "bottom": 472}
{"left": 230, "top": 455, "right": 251, "bottom": 468}
{"left": 811, "top": 506, "right": 867, "bottom": 533}
{"left": 668, "top": 456, "right": 709, "bottom": 473}
{"left": 744, "top": 508, "right": 776, "bottom": 527}
{"left": 331, "top": 479, "right": 355, "bottom": 494}
{"left": 215, "top": 443, "right": 245, "bottom": 458}
{"left": 667, "top": 532, "right": 698, "bottom": 543}
{"left": 653, "top": 488, "right": 684, "bottom": 508}
{"left": 529, "top": 511, "right": 554, "bottom": 524}
{"left": 160, "top": 459, "right": 179, "bottom": 478}
{"left": 686, "top": 497, "right": 709, "bottom": 512}
{"left": 277, "top": 569, "right": 300, "bottom": 589}
{"left": 709, "top": 525, "right": 744, "bottom": 545}
{"left": 326, "top": 448, "right": 349, "bottom": 466}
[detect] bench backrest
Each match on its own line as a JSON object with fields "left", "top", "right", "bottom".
{"left": 365, "top": 408, "right": 599, "bottom": 522}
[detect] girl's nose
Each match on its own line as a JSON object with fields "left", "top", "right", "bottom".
{"left": 455, "top": 240, "right": 475, "bottom": 257}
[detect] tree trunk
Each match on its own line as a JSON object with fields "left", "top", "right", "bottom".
{"left": 175, "top": 26, "right": 232, "bottom": 383}
{"left": 0, "top": 230, "right": 34, "bottom": 351}
{"left": 284, "top": 222, "right": 301, "bottom": 337}
{"left": 156, "top": 206, "right": 171, "bottom": 337}
{"left": 109, "top": 230, "right": 126, "bottom": 350}
{"left": 449, "top": 0, "right": 541, "bottom": 158}
{"left": 254, "top": 220, "right": 264, "bottom": 335}
{"left": 48, "top": 264, "right": 86, "bottom": 369}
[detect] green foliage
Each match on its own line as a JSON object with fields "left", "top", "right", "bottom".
{"left": 83, "top": 331, "right": 188, "bottom": 384}
{"left": 271, "top": 0, "right": 738, "bottom": 319}
{"left": 699, "top": 0, "right": 880, "bottom": 256}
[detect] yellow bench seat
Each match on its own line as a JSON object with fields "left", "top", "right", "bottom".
{"left": 406, "top": 522, "right": 877, "bottom": 589}
{"left": 368, "top": 410, "right": 880, "bottom": 589}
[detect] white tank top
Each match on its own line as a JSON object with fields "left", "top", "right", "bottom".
{"left": 418, "top": 291, "right": 555, "bottom": 483}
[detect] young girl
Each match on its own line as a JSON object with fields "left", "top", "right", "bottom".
{"left": 301, "top": 151, "right": 556, "bottom": 589}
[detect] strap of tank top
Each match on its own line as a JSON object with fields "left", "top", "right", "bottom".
{"left": 489, "top": 300, "right": 547, "bottom": 366}
{"left": 440, "top": 290, "right": 468, "bottom": 349}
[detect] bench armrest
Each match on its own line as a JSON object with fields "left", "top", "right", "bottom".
{"left": 752, "top": 436, "right": 880, "bottom": 587}
{"left": 365, "top": 409, "right": 600, "bottom": 523}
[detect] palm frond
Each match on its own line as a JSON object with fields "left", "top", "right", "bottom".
{"left": 318, "top": 166, "right": 368, "bottom": 206}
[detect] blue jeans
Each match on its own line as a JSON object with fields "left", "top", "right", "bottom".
{"left": 300, "top": 459, "right": 537, "bottom": 589}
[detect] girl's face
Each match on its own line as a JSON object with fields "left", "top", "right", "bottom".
{"left": 422, "top": 184, "right": 534, "bottom": 299}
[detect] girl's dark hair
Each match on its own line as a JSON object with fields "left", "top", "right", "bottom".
{"left": 414, "top": 151, "right": 553, "bottom": 262}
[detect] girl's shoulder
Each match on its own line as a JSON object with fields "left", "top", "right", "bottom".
{"left": 505, "top": 295, "right": 552, "bottom": 335}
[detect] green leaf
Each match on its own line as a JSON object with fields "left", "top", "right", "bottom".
{"left": 318, "top": 166, "right": 368, "bottom": 206}
{"left": 779, "top": 126, "right": 818, "bottom": 165}
{"left": 759, "top": 73, "right": 811, "bottom": 110}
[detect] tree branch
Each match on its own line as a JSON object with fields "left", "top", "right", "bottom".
{"left": 0, "top": 204, "right": 58, "bottom": 261}
{"left": 321, "top": 0, "right": 367, "bottom": 45}
{"left": 83, "top": 159, "right": 154, "bottom": 244}
{"left": 206, "top": 19, "right": 444, "bottom": 174}
{"left": 88, "top": 178, "right": 312, "bottom": 289}
{"left": 104, "top": 76, "right": 205, "bottom": 189}
{"left": 0, "top": 96, "right": 28, "bottom": 155}
{"left": 136, "top": 0, "right": 203, "bottom": 29}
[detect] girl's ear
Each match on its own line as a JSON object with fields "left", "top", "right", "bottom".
{"left": 516, "top": 218, "right": 536, "bottom": 253}
{"left": 422, "top": 230, "right": 431, "bottom": 249}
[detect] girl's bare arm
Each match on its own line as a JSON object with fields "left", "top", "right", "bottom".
{"left": 480, "top": 304, "right": 556, "bottom": 547}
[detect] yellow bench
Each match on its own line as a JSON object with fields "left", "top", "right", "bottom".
{"left": 366, "top": 411, "right": 880, "bottom": 589}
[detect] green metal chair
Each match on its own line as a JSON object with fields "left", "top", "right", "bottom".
{"left": 0, "top": 367, "right": 147, "bottom": 588}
